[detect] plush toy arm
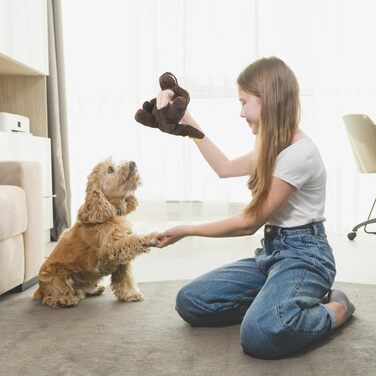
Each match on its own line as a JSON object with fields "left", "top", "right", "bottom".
{"left": 166, "top": 96, "right": 187, "bottom": 121}
{"left": 135, "top": 109, "right": 157, "bottom": 128}
{"left": 172, "top": 86, "right": 190, "bottom": 104}
{"left": 134, "top": 98, "right": 158, "bottom": 127}
{"left": 142, "top": 98, "right": 156, "bottom": 112}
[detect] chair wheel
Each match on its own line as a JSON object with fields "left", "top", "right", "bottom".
{"left": 347, "top": 231, "right": 357, "bottom": 240}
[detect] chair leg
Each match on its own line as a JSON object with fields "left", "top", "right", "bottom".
{"left": 347, "top": 198, "right": 376, "bottom": 240}
{"left": 352, "top": 217, "right": 376, "bottom": 233}
{"left": 364, "top": 198, "right": 376, "bottom": 234}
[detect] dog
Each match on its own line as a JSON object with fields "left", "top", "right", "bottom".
{"left": 33, "top": 158, "right": 158, "bottom": 308}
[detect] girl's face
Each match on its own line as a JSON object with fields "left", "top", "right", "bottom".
{"left": 238, "top": 87, "right": 261, "bottom": 135}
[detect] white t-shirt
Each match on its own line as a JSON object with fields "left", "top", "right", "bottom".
{"left": 268, "top": 137, "right": 326, "bottom": 227}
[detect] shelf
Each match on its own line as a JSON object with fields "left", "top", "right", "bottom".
{"left": 0, "top": 53, "right": 46, "bottom": 76}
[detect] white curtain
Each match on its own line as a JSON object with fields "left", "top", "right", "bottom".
{"left": 62, "top": 0, "right": 376, "bottom": 232}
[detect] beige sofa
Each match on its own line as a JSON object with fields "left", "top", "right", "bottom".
{"left": 0, "top": 161, "right": 44, "bottom": 295}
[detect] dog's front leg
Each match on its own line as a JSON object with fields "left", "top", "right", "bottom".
{"left": 108, "top": 233, "right": 158, "bottom": 264}
{"left": 111, "top": 262, "right": 143, "bottom": 302}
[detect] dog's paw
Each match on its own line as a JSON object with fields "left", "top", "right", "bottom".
{"left": 142, "top": 233, "right": 159, "bottom": 248}
{"left": 117, "top": 290, "right": 144, "bottom": 302}
{"left": 85, "top": 285, "right": 105, "bottom": 297}
{"left": 60, "top": 302, "right": 79, "bottom": 308}
{"left": 125, "top": 291, "right": 144, "bottom": 302}
{"left": 43, "top": 295, "right": 80, "bottom": 309}
{"left": 97, "top": 285, "right": 106, "bottom": 294}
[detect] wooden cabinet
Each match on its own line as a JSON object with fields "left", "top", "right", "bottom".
{"left": 0, "top": 132, "right": 53, "bottom": 242}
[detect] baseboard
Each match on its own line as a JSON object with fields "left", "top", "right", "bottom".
{"left": 10, "top": 276, "right": 38, "bottom": 293}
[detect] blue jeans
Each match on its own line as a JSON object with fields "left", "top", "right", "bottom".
{"left": 175, "top": 222, "right": 337, "bottom": 359}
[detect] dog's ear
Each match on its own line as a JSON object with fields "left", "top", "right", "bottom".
{"left": 125, "top": 195, "right": 138, "bottom": 214}
{"left": 78, "top": 190, "right": 116, "bottom": 224}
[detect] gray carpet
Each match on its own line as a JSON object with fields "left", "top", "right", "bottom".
{"left": 0, "top": 280, "right": 375, "bottom": 376}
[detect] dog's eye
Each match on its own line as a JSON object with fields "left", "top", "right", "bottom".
{"left": 107, "top": 166, "right": 115, "bottom": 174}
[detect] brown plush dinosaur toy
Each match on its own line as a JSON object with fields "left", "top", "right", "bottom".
{"left": 134, "top": 72, "right": 205, "bottom": 139}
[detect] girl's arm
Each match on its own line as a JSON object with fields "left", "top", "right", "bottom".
{"left": 182, "top": 111, "right": 254, "bottom": 178}
{"left": 156, "top": 176, "right": 296, "bottom": 247}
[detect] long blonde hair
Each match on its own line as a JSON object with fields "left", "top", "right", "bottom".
{"left": 237, "top": 57, "right": 301, "bottom": 217}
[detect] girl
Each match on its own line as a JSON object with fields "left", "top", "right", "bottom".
{"left": 156, "top": 57, "right": 355, "bottom": 359}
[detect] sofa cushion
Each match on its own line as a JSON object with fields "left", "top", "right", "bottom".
{"left": 0, "top": 235, "right": 24, "bottom": 294}
{"left": 0, "top": 186, "right": 27, "bottom": 241}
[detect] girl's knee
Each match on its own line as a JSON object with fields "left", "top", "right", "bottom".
{"left": 176, "top": 280, "right": 246, "bottom": 327}
{"left": 175, "top": 285, "right": 191, "bottom": 316}
{"left": 240, "top": 315, "right": 284, "bottom": 359}
{"left": 175, "top": 284, "right": 205, "bottom": 326}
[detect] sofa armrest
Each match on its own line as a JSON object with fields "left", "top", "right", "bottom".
{"left": 0, "top": 161, "right": 44, "bottom": 282}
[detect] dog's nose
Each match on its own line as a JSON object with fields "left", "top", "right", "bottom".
{"left": 129, "top": 161, "right": 136, "bottom": 170}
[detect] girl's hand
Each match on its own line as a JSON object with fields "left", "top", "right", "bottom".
{"left": 180, "top": 109, "right": 192, "bottom": 125}
{"left": 155, "top": 225, "right": 191, "bottom": 248}
{"left": 156, "top": 89, "right": 174, "bottom": 109}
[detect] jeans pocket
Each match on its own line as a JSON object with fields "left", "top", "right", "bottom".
{"left": 302, "top": 234, "right": 333, "bottom": 259}
{"left": 301, "top": 235, "right": 336, "bottom": 284}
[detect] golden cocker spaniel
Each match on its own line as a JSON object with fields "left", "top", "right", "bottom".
{"left": 33, "top": 158, "right": 157, "bottom": 308}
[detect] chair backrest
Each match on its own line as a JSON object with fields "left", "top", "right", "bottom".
{"left": 343, "top": 114, "right": 376, "bottom": 173}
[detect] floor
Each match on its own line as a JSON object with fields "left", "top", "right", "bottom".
{"left": 47, "top": 202, "right": 376, "bottom": 286}
{"left": 2, "top": 279, "right": 375, "bottom": 376}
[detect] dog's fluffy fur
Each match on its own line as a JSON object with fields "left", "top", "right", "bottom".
{"left": 33, "top": 158, "right": 157, "bottom": 308}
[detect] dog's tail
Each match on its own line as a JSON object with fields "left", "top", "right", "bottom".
{"left": 33, "top": 286, "right": 43, "bottom": 300}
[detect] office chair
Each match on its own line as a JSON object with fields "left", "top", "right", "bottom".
{"left": 343, "top": 114, "right": 376, "bottom": 240}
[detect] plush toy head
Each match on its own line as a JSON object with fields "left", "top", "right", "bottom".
{"left": 134, "top": 72, "right": 205, "bottom": 139}
{"left": 159, "top": 72, "right": 179, "bottom": 90}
